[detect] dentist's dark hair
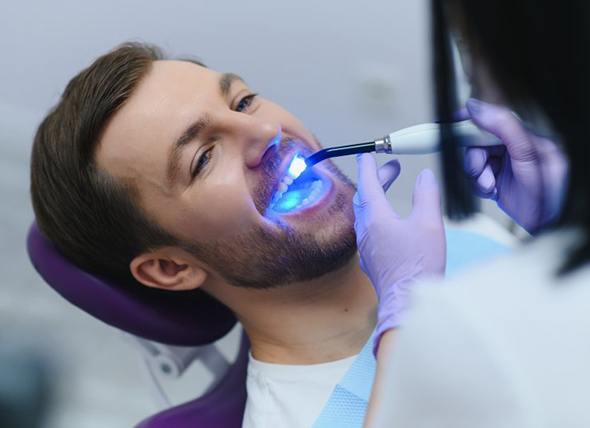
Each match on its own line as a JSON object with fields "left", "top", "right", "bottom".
{"left": 434, "top": 0, "right": 590, "bottom": 271}
{"left": 431, "top": 0, "right": 477, "bottom": 219}
{"left": 30, "top": 43, "right": 203, "bottom": 290}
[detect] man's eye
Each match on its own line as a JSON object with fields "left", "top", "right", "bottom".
{"left": 235, "top": 93, "right": 258, "bottom": 113}
{"left": 191, "top": 147, "right": 214, "bottom": 178}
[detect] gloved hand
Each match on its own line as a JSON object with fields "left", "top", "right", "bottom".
{"left": 353, "top": 154, "right": 446, "bottom": 355}
{"left": 464, "top": 98, "right": 568, "bottom": 233}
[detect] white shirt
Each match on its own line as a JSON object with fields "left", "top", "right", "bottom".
{"left": 375, "top": 229, "right": 590, "bottom": 428}
{"left": 242, "top": 352, "right": 357, "bottom": 428}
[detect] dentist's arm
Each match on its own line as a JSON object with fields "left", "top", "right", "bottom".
{"left": 363, "top": 289, "right": 526, "bottom": 428}
{"left": 352, "top": 156, "right": 520, "bottom": 427}
{"left": 464, "top": 99, "right": 568, "bottom": 233}
{"left": 352, "top": 154, "right": 446, "bottom": 427}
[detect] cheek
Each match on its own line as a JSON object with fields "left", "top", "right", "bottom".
{"left": 177, "top": 180, "right": 261, "bottom": 243}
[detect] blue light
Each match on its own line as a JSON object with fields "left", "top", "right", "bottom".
{"left": 275, "top": 191, "right": 303, "bottom": 212}
{"left": 288, "top": 155, "right": 307, "bottom": 179}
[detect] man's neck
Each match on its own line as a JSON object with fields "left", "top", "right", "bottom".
{"left": 214, "top": 256, "right": 377, "bottom": 365}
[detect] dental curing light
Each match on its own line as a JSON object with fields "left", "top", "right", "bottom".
{"left": 287, "top": 155, "right": 308, "bottom": 178}
{"left": 297, "top": 120, "right": 502, "bottom": 177}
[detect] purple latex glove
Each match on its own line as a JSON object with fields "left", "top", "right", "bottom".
{"left": 464, "top": 98, "right": 568, "bottom": 233}
{"left": 353, "top": 154, "right": 446, "bottom": 355}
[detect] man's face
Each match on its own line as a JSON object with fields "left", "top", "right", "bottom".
{"left": 97, "top": 60, "right": 357, "bottom": 288}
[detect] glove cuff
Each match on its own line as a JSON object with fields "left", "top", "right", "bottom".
{"left": 372, "top": 278, "right": 415, "bottom": 357}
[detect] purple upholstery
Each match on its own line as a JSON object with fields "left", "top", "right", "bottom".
{"left": 26, "top": 223, "right": 236, "bottom": 346}
{"left": 136, "top": 333, "right": 249, "bottom": 428}
{"left": 26, "top": 222, "right": 248, "bottom": 427}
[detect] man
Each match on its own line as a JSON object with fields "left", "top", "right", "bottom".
{"left": 31, "top": 42, "right": 504, "bottom": 427}
{"left": 31, "top": 42, "right": 380, "bottom": 428}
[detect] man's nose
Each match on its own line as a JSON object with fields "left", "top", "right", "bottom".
{"left": 233, "top": 116, "right": 281, "bottom": 169}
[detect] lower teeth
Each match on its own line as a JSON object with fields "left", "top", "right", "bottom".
{"left": 273, "top": 179, "right": 323, "bottom": 212}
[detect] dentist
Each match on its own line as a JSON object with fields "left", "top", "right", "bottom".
{"left": 355, "top": 0, "right": 589, "bottom": 426}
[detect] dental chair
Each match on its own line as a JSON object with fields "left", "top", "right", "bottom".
{"left": 26, "top": 222, "right": 248, "bottom": 428}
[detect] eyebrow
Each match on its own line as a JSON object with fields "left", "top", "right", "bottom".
{"left": 166, "top": 72, "right": 246, "bottom": 186}
{"left": 219, "top": 72, "right": 245, "bottom": 97}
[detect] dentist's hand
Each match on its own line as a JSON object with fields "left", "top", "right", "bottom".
{"left": 464, "top": 98, "right": 568, "bottom": 233}
{"left": 353, "top": 154, "right": 446, "bottom": 355}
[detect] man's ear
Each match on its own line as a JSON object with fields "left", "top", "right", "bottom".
{"left": 130, "top": 248, "right": 207, "bottom": 291}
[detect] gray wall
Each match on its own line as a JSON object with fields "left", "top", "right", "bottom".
{"left": 1, "top": 0, "right": 436, "bottom": 214}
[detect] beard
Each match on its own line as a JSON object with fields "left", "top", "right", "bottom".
{"left": 182, "top": 138, "right": 358, "bottom": 289}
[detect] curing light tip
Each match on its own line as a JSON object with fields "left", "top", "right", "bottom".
{"left": 287, "top": 155, "right": 308, "bottom": 179}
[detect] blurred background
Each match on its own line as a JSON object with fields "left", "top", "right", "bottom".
{"left": 0, "top": 1, "right": 506, "bottom": 426}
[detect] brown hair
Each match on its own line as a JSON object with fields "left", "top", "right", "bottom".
{"left": 31, "top": 42, "right": 185, "bottom": 287}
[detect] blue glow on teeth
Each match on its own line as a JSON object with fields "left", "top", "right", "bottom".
{"left": 274, "top": 190, "right": 306, "bottom": 212}
{"left": 272, "top": 179, "right": 322, "bottom": 213}
{"left": 270, "top": 154, "right": 325, "bottom": 214}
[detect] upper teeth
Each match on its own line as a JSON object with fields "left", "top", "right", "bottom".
{"left": 275, "top": 175, "right": 296, "bottom": 201}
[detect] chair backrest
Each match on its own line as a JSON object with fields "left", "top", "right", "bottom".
{"left": 26, "top": 222, "right": 247, "bottom": 427}
{"left": 136, "top": 332, "right": 249, "bottom": 428}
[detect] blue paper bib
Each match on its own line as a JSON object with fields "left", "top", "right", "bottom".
{"left": 313, "top": 229, "right": 510, "bottom": 427}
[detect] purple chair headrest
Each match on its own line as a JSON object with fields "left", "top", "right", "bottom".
{"left": 26, "top": 222, "right": 237, "bottom": 346}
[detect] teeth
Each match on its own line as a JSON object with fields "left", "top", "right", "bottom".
{"left": 272, "top": 177, "right": 325, "bottom": 211}
{"left": 306, "top": 180, "right": 322, "bottom": 204}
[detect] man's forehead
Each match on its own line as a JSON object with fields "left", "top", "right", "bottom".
{"left": 112, "top": 60, "right": 221, "bottom": 128}
{"left": 153, "top": 59, "right": 209, "bottom": 70}
{"left": 149, "top": 59, "right": 218, "bottom": 87}
{"left": 135, "top": 60, "right": 245, "bottom": 105}
{"left": 96, "top": 61, "right": 212, "bottom": 179}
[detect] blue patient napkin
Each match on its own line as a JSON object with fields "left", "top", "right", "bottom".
{"left": 313, "top": 229, "right": 510, "bottom": 428}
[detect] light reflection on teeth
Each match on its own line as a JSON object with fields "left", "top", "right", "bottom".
{"left": 305, "top": 181, "right": 320, "bottom": 203}
{"left": 274, "top": 174, "right": 301, "bottom": 201}
{"left": 268, "top": 152, "right": 330, "bottom": 214}
{"left": 271, "top": 178, "right": 325, "bottom": 212}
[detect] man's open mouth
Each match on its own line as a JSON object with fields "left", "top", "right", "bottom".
{"left": 268, "top": 154, "right": 332, "bottom": 214}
